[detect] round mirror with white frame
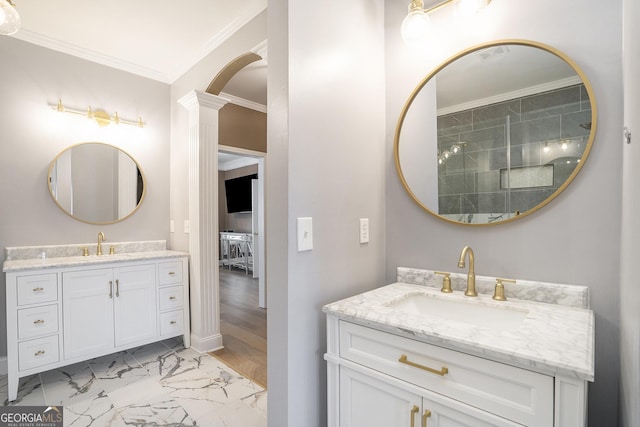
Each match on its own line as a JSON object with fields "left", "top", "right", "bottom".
{"left": 48, "top": 142, "right": 145, "bottom": 224}
{"left": 394, "top": 40, "right": 597, "bottom": 225}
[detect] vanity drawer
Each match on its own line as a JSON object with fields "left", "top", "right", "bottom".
{"left": 339, "top": 321, "right": 553, "bottom": 426}
{"left": 17, "top": 274, "right": 58, "bottom": 306}
{"left": 18, "top": 335, "right": 59, "bottom": 371}
{"left": 160, "top": 310, "right": 184, "bottom": 336}
{"left": 17, "top": 304, "right": 59, "bottom": 340}
{"left": 159, "top": 286, "right": 183, "bottom": 311}
{"left": 158, "top": 261, "right": 183, "bottom": 285}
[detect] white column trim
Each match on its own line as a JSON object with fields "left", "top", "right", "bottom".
{"left": 178, "top": 90, "right": 229, "bottom": 353}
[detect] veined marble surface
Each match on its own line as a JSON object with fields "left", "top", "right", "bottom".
{"left": 3, "top": 241, "right": 188, "bottom": 272}
{"left": 323, "top": 280, "right": 594, "bottom": 381}
{"left": 398, "top": 267, "right": 590, "bottom": 309}
{"left": 5, "top": 240, "right": 167, "bottom": 260}
{"left": 1, "top": 337, "right": 267, "bottom": 426}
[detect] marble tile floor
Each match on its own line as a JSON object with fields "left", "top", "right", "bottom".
{"left": 0, "top": 337, "right": 267, "bottom": 426}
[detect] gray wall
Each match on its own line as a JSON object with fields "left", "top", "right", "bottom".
{"left": 0, "top": 38, "right": 171, "bottom": 357}
{"left": 267, "top": 0, "right": 387, "bottom": 425}
{"left": 620, "top": 0, "right": 640, "bottom": 425}
{"left": 385, "top": 1, "right": 622, "bottom": 425}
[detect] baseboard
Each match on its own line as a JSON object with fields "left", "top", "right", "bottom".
{"left": 189, "top": 332, "right": 224, "bottom": 353}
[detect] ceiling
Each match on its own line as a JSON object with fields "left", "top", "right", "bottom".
{"left": 9, "top": 0, "right": 267, "bottom": 103}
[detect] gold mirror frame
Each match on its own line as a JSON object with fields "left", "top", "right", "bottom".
{"left": 394, "top": 39, "right": 597, "bottom": 226}
{"left": 47, "top": 142, "right": 146, "bottom": 225}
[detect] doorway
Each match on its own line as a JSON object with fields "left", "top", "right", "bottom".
{"left": 210, "top": 146, "right": 267, "bottom": 388}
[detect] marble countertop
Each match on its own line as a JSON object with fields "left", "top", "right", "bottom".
{"left": 3, "top": 250, "right": 188, "bottom": 272}
{"left": 323, "top": 282, "right": 594, "bottom": 381}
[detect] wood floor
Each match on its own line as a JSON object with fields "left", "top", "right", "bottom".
{"left": 210, "top": 267, "right": 268, "bottom": 388}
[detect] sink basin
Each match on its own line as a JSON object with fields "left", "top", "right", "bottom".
{"left": 386, "top": 293, "right": 528, "bottom": 331}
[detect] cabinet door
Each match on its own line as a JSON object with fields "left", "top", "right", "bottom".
{"left": 421, "top": 395, "right": 521, "bottom": 427}
{"left": 340, "top": 366, "right": 422, "bottom": 427}
{"left": 113, "top": 264, "right": 157, "bottom": 347}
{"left": 63, "top": 269, "right": 114, "bottom": 360}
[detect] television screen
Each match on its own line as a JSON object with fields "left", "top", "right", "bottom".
{"left": 224, "top": 174, "right": 257, "bottom": 213}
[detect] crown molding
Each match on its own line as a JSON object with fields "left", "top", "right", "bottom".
{"left": 167, "top": 4, "right": 267, "bottom": 83}
{"left": 11, "top": 29, "right": 170, "bottom": 82}
{"left": 252, "top": 39, "right": 268, "bottom": 61}
{"left": 219, "top": 156, "right": 259, "bottom": 171}
{"left": 10, "top": 3, "right": 267, "bottom": 85}
{"left": 219, "top": 92, "right": 267, "bottom": 113}
{"left": 437, "top": 76, "right": 583, "bottom": 116}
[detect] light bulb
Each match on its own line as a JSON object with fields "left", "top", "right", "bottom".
{"left": 451, "top": 144, "right": 460, "bottom": 154}
{"left": 0, "top": 0, "right": 20, "bottom": 35}
{"left": 401, "top": 2, "right": 429, "bottom": 46}
{"left": 561, "top": 141, "right": 568, "bottom": 151}
{"left": 543, "top": 143, "right": 550, "bottom": 153}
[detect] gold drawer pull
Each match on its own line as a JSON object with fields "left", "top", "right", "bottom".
{"left": 410, "top": 405, "right": 419, "bottom": 427}
{"left": 422, "top": 410, "right": 432, "bottom": 427}
{"left": 34, "top": 350, "right": 45, "bottom": 356}
{"left": 399, "top": 354, "right": 449, "bottom": 376}
{"left": 33, "top": 319, "right": 45, "bottom": 324}
{"left": 169, "top": 296, "right": 177, "bottom": 300}
{"left": 168, "top": 271, "right": 176, "bottom": 276}
{"left": 33, "top": 287, "right": 44, "bottom": 292}
{"left": 170, "top": 320, "right": 177, "bottom": 325}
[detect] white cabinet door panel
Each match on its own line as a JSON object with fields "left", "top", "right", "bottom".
{"left": 340, "top": 365, "right": 421, "bottom": 427}
{"left": 113, "top": 264, "right": 157, "bottom": 347}
{"left": 63, "top": 269, "right": 114, "bottom": 360}
{"left": 422, "top": 395, "right": 521, "bottom": 427}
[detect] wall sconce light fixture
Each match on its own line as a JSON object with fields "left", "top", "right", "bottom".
{"left": 401, "top": 0, "right": 492, "bottom": 45}
{"left": 0, "top": 0, "right": 20, "bottom": 35}
{"left": 51, "top": 99, "right": 145, "bottom": 128}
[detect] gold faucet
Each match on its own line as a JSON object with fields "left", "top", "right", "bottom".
{"left": 97, "top": 232, "right": 106, "bottom": 256}
{"left": 457, "top": 246, "right": 477, "bottom": 296}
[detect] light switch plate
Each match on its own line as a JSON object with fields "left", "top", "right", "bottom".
{"left": 170, "top": 220, "right": 175, "bottom": 233}
{"left": 297, "top": 217, "right": 313, "bottom": 251}
{"left": 359, "top": 218, "right": 369, "bottom": 244}
{"left": 184, "top": 220, "right": 190, "bottom": 234}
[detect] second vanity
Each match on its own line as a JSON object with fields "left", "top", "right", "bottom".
{"left": 323, "top": 267, "right": 594, "bottom": 427}
{"left": 3, "top": 240, "right": 190, "bottom": 402}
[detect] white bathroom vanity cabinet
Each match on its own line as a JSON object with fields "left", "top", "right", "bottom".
{"left": 324, "top": 269, "right": 594, "bottom": 427}
{"left": 4, "top": 246, "right": 190, "bottom": 402}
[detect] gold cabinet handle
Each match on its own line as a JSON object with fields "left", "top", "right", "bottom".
{"left": 33, "top": 319, "right": 45, "bottom": 324}
{"left": 422, "top": 410, "right": 432, "bottom": 427}
{"left": 115, "top": 279, "right": 120, "bottom": 297}
{"left": 410, "top": 405, "right": 419, "bottom": 427}
{"left": 170, "top": 320, "right": 177, "bottom": 325}
{"left": 109, "top": 281, "right": 113, "bottom": 298}
{"left": 168, "top": 271, "right": 176, "bottom": 276}
{"left": 399, "top": 354, "right": 449, "bottom": 376}
{"left": 34, "top": 350, "right": 45, "bottom": 356}
{"left": 33, "top": 287, "right": 44, "bottom": 292}
{"left": 169, "top": 296, "right": 176, "bottom": 300}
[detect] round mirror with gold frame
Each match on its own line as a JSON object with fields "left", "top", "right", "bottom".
{"left": 48, "top": 142, "right": 146, "bottom": 225}
{"left": 394, "top": 40, "right": 597, "bottom": 225}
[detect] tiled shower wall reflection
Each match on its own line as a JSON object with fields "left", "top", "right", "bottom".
{"left": 437, "top": 84, "right": 591, "bottom": 221}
